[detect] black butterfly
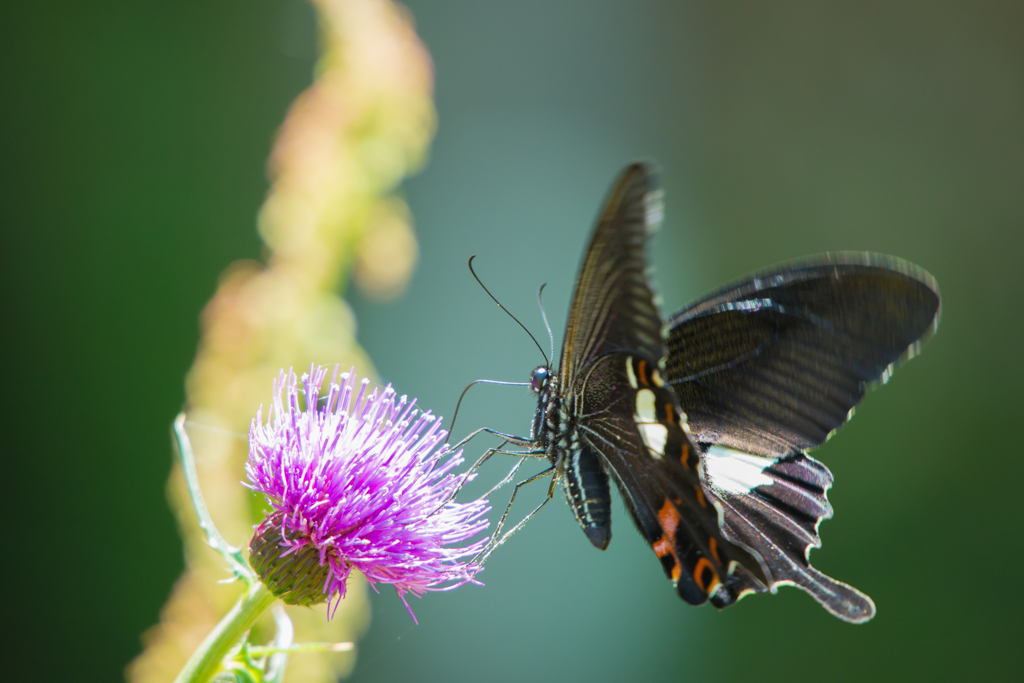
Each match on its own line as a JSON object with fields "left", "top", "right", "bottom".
{"left": 500, "top": 162, "right": 939, "bottom": 623}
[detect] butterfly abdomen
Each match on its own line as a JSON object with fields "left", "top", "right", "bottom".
{"left": 563, "top": 442, "right": 613, "bottom": 549}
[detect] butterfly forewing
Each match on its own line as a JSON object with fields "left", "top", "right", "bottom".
{"left": 549, "top": 162, "right": 666, "bottom": 550}
{"left": 665, "top": 254, "right": 941, "bottom": 457}
{"left": 559, "top": 163, "right": 665, "bottom": 388}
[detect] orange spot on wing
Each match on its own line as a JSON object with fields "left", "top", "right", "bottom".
{"left": 653, "top": 500, "right": 684, "bottom": 583}
{"left": 658, "top": 499, "right": 681, "bottom": 537}
{"left": 709, "top": 537, "right": 722, "bottom": 565}
{"left": 664, "top": 403, "right": 676, "bottom": 426}
{"left": 637, "top": 359, "right": 649, "bottom": 386}
{"left": 693, "top": 557, "right": 721, "bottom": 594}
{"left": 693, "top": 485, "right": 707, "bottom": 508}
{"left": 680, "top": 444, "right": 691, "bottom": 470}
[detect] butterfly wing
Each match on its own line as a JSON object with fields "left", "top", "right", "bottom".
{"left": 558, "top": 164, "right": 770, "bottom": 605}
{"left": 700, "top": 447, "right": 875, "bottom": 622}
{"left": 554, "top": 162, "right": 664, "bottom": 550}
{"left": 579, "top": 357, "right": 875, "bottom": 621}
{"left": 662, "top": 253, "right": 940, "bottom": 622}
{"left": 576, "top": 352, "right": 772, "bottom": 606}
{"left": 664, "top": 253, "right": 941, "bottom": 457}
{"left": 558, "top": 163, "right": 666, "bottom": 386}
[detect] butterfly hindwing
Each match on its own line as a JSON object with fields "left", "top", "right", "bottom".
{"left": 701, "top": 447, "right": 875, "bottom": 622}
{"left": 575, "top": 352, "right": 770, "bottom": 604}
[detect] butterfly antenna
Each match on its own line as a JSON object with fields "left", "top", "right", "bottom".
{"left": 468, "top": 256, "right": 550, "bottom": 366}
{"left": 447, "top": 378, "right": 530, "bottom": 436}
{"left": 537, "top": 282, "right": 555, "bottom": 364}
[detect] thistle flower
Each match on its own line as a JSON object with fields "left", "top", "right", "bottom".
{"left": 245, "top": 366, "right": 490, "bottom": 621}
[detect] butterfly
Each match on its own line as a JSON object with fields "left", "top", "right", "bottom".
{"left": 506, "top": 161, "right": 940, "bottom": 623}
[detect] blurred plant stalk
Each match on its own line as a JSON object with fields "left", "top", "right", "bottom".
{"left": 128, "top": 1, "right": 435, "bottom": 681}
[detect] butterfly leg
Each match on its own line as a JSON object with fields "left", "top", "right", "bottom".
{"left": 434, "top": 426, "right": 546, "bottom": 510}
{"left": 447, "top": 426, "right": 538, "bottom": 452}
{"left": 475, "top": 465, "right": 558, "bottom": 564}
{"left": 430, "top": 440, "right": 546, "bottom": 517}
{"left": 478, "top": 455, "right": 535, "bottom": 500}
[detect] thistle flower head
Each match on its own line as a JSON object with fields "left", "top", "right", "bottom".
{"left": 245, "top": 366, "right": 490, "bottom": 620}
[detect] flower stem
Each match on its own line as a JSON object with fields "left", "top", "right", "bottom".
{"left": 173, "top": 581, "right": 277, "bottom": 683}
{"left": 172, "top": 413, "right": 255, "bottom": 583}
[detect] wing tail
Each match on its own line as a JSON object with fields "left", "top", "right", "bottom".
{"left": 702, "top": 448, "right": 876, "bottom": 623}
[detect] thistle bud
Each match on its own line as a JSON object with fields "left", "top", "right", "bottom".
{"left": 249, "top": 512, "right": 332, "bottom": 606}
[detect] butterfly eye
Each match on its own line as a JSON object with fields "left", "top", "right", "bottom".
{"left": 530, "top": 367, "right": 550, "bottom": 392}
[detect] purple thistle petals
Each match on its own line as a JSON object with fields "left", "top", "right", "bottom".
{"left": 246, "top": 366, "right": 490, "bottom": 621}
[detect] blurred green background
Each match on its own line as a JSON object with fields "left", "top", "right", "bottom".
{"left": 3, "top": 1, "right": 1022, "bottom": 681}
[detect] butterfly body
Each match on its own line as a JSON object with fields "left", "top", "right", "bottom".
{"left": 530, "top": 367, "right": 614, "bottom": 550}
{"left": 509, "top": 162, "right": 939, "bottom": 623}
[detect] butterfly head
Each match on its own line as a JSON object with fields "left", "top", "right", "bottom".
{"left": 530, "top": 366, "right": 551, "bottom": 394}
